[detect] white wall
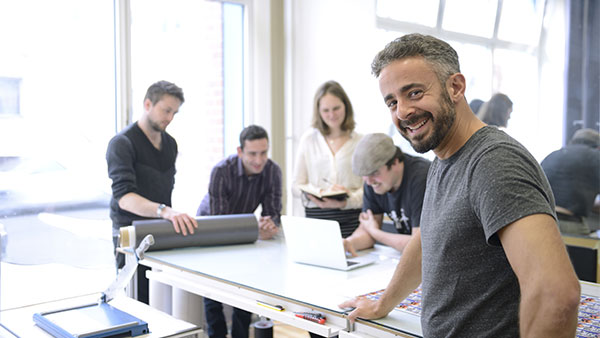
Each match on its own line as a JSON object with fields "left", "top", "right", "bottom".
{"left": 287, "top": 0, "right": 393, "bottom": 137}
{"left": 285, "top": 0, "right": 398, "bottom": 215}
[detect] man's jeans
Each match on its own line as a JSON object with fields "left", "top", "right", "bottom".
{"left": 204, "top": 297, "right": 252, "bottom": 338}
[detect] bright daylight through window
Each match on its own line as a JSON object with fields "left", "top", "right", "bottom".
{"left": 0, "top": 0, "right": 245, "bottom": 311}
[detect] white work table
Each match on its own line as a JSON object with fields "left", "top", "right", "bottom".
{"left": 135, "top": 234, "right": 600, "bottom": 338}
{"left": 136, "top": 236, "right": 422, "bottom": 337}
{"left": 0, "top": 293, "right": 201, "bottom": 337}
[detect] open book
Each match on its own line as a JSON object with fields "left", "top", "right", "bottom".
{"left": 300, "top": 185, "right": 348, "bottom": 201}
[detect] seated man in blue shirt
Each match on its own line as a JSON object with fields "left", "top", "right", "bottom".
{"left": 343, "top": 133, "right": 430, "bottom": 255}
{"left": 541, "top": 128, "right": 600, "bottom": 234}
{"left": 197, "top": 124, "right": 281, "bottom": 338}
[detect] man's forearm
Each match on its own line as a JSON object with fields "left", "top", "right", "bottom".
{"left": 118, "top": 192, "right": 161, "bottom": 218}
{"left": 347, "top": 227, "right": 376, "bottom": 251}
{"left": 519, "top": 287, "right": 579, "bottom": 337}
{"left": 377, "top": 229, "right": 422, "bottom": 313}
{"left": 498, "top": 215, "right": 581, "bottom": 338}
{"left": 363, "top": 214, "right": 411, "bottom": 251}
{"left": 369, "top": 229, "right": 412, "bottom": 252}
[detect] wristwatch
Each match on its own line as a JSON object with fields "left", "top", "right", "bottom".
{"left": 157, "top": 203, "right": 167, "bottom": 217}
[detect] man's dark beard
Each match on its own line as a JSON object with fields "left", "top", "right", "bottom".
{"left": 149, "top": 120, "right": 164, "bottom": 132}
{"left": 398, "top": 91, "right": 456, "bottom": 153}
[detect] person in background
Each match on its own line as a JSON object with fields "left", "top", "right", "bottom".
{"left": 541, "top": 128, "right": 600, "bottom": 234}
{"left": 343, "top": 133, "right": 430, "bottom": 255}
{"left": 468, "top": 98, "right": 483, "bottom": 115}
{"left": 340, "top": 33, "right": 580, "bottom": 338}
{"left": 477, "top": 92, "right": 513, "bottom": 128}
{"left": 291, "top": 80, "right": 364, "bottom": 238}
{"left": 106, "top": 80, "right": 198, "bottom": 304}
{"left": 197, "top": 124, "right": 281, "bottom": 338}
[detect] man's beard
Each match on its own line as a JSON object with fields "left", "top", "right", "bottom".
{"left": 149, "top": 119, "right": 165, "bottom": 132}
{"left": 397, "top": 91, "right": 456, "bottom": 153}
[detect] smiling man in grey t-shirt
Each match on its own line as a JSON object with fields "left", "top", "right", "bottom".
{"left": 340, "top": 34, "right": 580, "bottom": 338}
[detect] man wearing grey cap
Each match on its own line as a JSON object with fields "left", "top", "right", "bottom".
{"left": 343, "top": 133, "right": 430, "bottom": 255}
{"left": 541, "top": 128, "right": 600, "bottom": 234}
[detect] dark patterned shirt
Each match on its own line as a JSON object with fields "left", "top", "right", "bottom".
{"left": 197, "top": 155, "right": 282, "bottom": 224}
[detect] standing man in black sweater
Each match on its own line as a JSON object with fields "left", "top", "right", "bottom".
{"left": 106, "top": 80, "right": 198, "bottom": 304}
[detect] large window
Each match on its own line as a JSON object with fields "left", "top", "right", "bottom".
{"left": 375, "top": 0, "right": 565, "bottom": 161}
{"left": 0, "top": 0, "right": 247, "bottom": 311}
{"left": 129, "top": 0, "right": 246, "bottom": 213}
{"left": 0, "top": 0, "right": 117, "bottom": 311}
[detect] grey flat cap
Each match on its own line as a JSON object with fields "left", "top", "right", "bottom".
{"left": 352, "top": 133, "right": 397, "bottom": 176}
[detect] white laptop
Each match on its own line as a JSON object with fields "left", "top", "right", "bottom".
{"left": 281, "top": 215, "right": 376, "bottom": 271}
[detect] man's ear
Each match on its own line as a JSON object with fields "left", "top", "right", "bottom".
{"left": 143, "top": 98, "right": 153, "bottom": 112}
{"left": 237, "top": 146, "right": 243, "bottom": 157}
{"left": 446, "top": 73, "right": 466, "bottom": 103}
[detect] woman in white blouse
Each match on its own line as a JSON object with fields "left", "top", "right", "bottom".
{"left": 292, "top": 80, "right": 363, "bottom": 238}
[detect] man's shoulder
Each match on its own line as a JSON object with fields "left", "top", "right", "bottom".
{"left": 265, "top": 158, "right": 282, "bottom": 171}
{"left": 212, "top": 154, "right": 239, "bottom": 171}
{"left": 260, "top": 159, "right": 283, "bottom": 183}
{"left": 567, "top": 144, "right": 600, "bottom": 158}
{"left": 404, "top": 154, "right": 431, "bottom": 179}
{"left": 207, "top": 156, "right": 239, "bottom": 186}
{"left": 108, "top": 124, "right": 137, "bottom": 150}
{"left": 109, "top": 123, "right": 140, "bottom": 144}
{"left": 540, "top": 148, "right": 561, "bottom": 164}
{"left": 459, "top": 127, "right": 552, "bottom": 196}
{"left": 476, "top": 126, "right": 523, "bottom": 149}
{"left": 405, "top": 154, "right": 431, "bottom": 167}
{"left": 455, "top": 126, "right": 530, "bottom": 165}
{"left": 120, "top": 122, "right": 140, "bottom": 137}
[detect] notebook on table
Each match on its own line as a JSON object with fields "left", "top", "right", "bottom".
{"left": 281, "top": 215, "right": 376, "bottom": 271}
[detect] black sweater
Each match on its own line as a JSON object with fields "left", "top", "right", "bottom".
{"left": 106, "top": 122, "right": 178, "bottom": 228}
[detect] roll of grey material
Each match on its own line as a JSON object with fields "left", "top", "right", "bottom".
{"left": 120, "top": 214, "right": 259, "bottom": 251}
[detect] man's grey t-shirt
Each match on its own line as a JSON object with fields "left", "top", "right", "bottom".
{"left": 420, "top": 126, "right": 555, "bottom": 337}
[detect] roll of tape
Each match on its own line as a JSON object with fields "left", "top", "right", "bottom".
{"left": 253, "top": 319, "right": 273, "bottom": 338}
{"left": 119, "top": 225, "right": 133, "bottom": 248}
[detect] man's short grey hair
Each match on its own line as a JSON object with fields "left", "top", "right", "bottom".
{"left": 371, "top": 33, "right": 460, "bottom": 84}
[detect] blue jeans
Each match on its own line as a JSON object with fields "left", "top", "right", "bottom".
{"left": 204, "top": 297, "right": 251, "bottom": 338}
